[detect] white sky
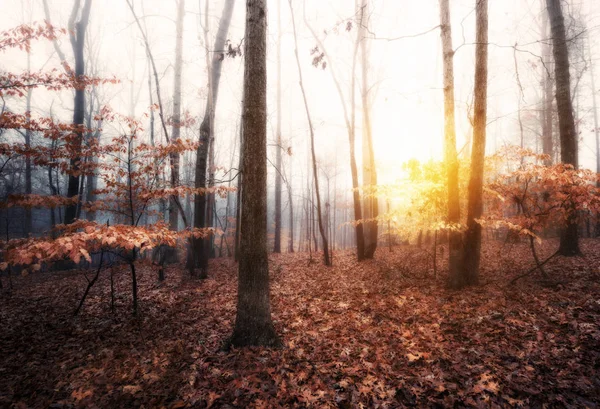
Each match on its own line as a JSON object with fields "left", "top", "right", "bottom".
{"left": 1, "top": 0, "right": 600, "bottom": 193}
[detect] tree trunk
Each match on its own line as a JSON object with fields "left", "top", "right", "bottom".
{"left": 546, "top": 0, "right": 580, "bottom": 256}
{"left": 273, "top": 0, "right": 283, "bottom": 253}
{"left": 457, "top": 0, "right": 488, "bottom": 289}
{"left": 64, "top": 0, "right": 92, "bottom": 225}
{"left": 230, "top": 0, "right": 280, "bottom": 348}
{"left": 193, "top": 0, "right": 236, "bottom": 275}
{"left": 169, "top": 0, "right": 185, "bottom": 232}
{"left": 24, "top": 50, "right": 33, "bottom": 236}
{"left": 541, "top": 1, "right": 554, "bottom": 165}
{"left": 439, "top": 0, "right": 462, "bottom": 286}
{"left": 289, "top": 0, "right": 331, "bottom": 266}
{"left": 589, "top": 39, "right": 600, "bottom": 237}
{"left": 359, "top": 0, "right": 378, "bottom": 259}
{"left": 304, "top": 5, "right": 365, "bottom": 261}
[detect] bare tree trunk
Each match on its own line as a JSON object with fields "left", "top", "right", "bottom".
{"left": 458, "top": 0, "right": 488, "bottom": 289}
{"left": 230, "top": 0, "right": 280, "bottom": 348}
{"left": 304, "top": 5, "right": 365, "bottom": 261}
{"left": 193, "top": 0, "right": 236, "bottom": 275}
{"left": 289, "top": 0, "right": 330, "bottom": 266}
{"left": 273, "top": 0, "right": 283, "bottom": 253}
{"left": 439, "top": 0, "right": 462, "bottom": 286}
{"left": 359, "top": 0, "right": 378, "bottom": 259}
{"left": 169, "top": 0, "right": 185, "bottom": 232}
{"left": 546, "top": 0, "right": 580, "bottom": 256}
{"left": 64, "top": 0, "right": 92, "bottom": 225}
{"left": 24, "top": 50, "right": 33, "bottom": 236}
{"left": 589, "top": 39, "right": 600, "bottom": 237}
{"left": 541, "top": 1, "right": 554, "bottom": 165}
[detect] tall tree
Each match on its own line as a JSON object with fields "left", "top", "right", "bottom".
{"left": 439, "top": 0, "right": 461, "bottom": 286}
{"left": 359, "top": 0, "right": 378, "bottom": 259}
{"left": 546, "top": 0, "right": 580, "bottom": 255}
{"left": 170, "top": 0, "right": 185, "bottom": 232}
{"left": 192, "top": 0, "right": 236, "bottom": 276}
{"left": 289, "top": 0, "right": 331, "bottom": 266}
{"left": 63, "top": 0, "right": 92, "bottom": 225}
{"left": 273, "top": 0, "right": 283, "bottom": 254}
{"left": 229, "top": 0, "right": 280, "bottom": 348}
{"left": 589, "top": 38, "right": 600, "bottom": 237}
{"left": 541, "top": 1, "right": 554, "bottom": 165}
{"left": 456, "top": 0, "right": 488, "bottom": 289}
{"left": 304, "top": 4, "right": 364, "bottom": 261}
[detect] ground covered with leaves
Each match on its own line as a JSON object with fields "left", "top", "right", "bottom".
{"left": 1, "top": 239, "right": 599, "bottom": 408}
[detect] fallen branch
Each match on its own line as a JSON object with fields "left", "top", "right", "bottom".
{"left": 509, "top": 249, "right": 559, "bottom": 285}
{"left": 74, "top": 249, "right": 104, "bottom": 316}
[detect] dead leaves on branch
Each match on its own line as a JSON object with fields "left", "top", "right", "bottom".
{"left": 0, "top": 221, "right": 221, "bottom": 268}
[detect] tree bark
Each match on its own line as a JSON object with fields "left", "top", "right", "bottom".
{"left": 457, "top": 0, "right": 488, "bottom": 289}
{"left": 439, "top": 0, "right": 461, "bottom": 286}
{"left": 64, "top": 0, "right": 92, "bottom": 225}
{"left": 546, "top": 0, "right": 580, "bottom": 256}
{"left": 230, "top": 0, "right": 280, "bottom": 348}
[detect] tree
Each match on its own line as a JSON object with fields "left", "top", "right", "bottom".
{"left": 588, "top": 38, "right": 600, "bottom": 236}
{"left": 192, "top": 0, "right": 236, "bottom": 276}
{"left": 273, "top": 0, "right": 283, "bottom": 254}
{"left": 169, "top": 0, "right": 185, "bottom": 233}
{"left": 439, "top": 0, "right": 461, "bottom": 286}
{"left": 304, "top": 7, "right": 365, "bottom": 262}
{"left": 546, "top": 0, "right": 580, "bottom": 256}
{"left": 540, "top": 1, "right": 554, "bottom": 166}
{"left": 289, "top": 0, "right": 331, "bottom": 266}
{"left": 359, "top": 0, "right": 378, "bottom": 259}
{"left": 64, "top": 0, "right": 93, "bottom": 225}
{"left": 229, "top": 0, "right": 280, "bottom": 347}
{"left": 456, "top": 0, "right": 488, "bottom": 289}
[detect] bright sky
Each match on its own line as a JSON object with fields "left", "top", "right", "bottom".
{"left": 1, "top": 0, "right": 599, "bottom": 191}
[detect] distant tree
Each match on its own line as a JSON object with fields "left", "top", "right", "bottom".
{"left": 304, "top": 6, "right": 366, "bottom": 262}
{"left": 546, "top": 0, "right": 580, "bottom": 256}
{"left": 456, "top": 0, "right": 488, "bottom": 289}
{"left": 273, "top": 0, "right": 283, "bottom": 254}
{"left": 169, "top": 0, "right": 185, "bottom": 233}
{"left": 63, "top": 0, "right": 92, "bottom": 225}
{"left": 192, "top": 0, "right": 236, "bottom": 277}
{"left": 229, "top": 0, "right": 280, "bottom": 347}
{"left": 289, "top": 0, "right": 331, "bottom": 266}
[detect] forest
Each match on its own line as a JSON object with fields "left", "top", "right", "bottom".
{"left": 0, "top": 0, "right": 599, "bottom": 407}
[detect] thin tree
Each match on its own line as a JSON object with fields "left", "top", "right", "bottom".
{"left": 359, "top": 0, "right": 378, "bottom": 259}
{"left": 169, "top": 0, "right": 185, "bottom": 232}
{"left": 192, "top": 0, "right": 236, "bottom": 276}
{"left": 273, "top": 0, "right": 283, "bottom": 253}
{"left": 439, "top": 0, "right": 461, "bottom": 286}
{"left": 546, "top": 0, "right": 580, "bottom": 255}
{"left": 289, "top": 0, "right": 331, "bottom": 266}
{"left": 588, "top": 38, "right": 600, "bottom": 236}
{"left": 457, "top": 0, "right": 488, "bottom": 289}
{"left": 541, "top": 1, "right": 554, "bottom": 165}
{"left": 304, "top": 5, "right": 365, "bottom": 261}
{"left": 60, "top": 0, "right": 92, "bottom": 225}
{"left": 229, "top": 0, "right": 280, "bottom": 348}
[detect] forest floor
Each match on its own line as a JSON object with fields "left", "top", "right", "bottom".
{"left": 1, "top": 239, "right": 599, "bottom": 409}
